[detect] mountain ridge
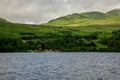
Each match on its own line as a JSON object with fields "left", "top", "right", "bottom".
{"left": 45, "top": 9, "right": 120, "bottom": 26}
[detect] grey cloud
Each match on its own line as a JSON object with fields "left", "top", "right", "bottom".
{"left": 0, "top": 0, "right": 120, "bottom": 24}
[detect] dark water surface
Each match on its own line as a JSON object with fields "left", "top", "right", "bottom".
{"left": 0, "top": 53, "right": 120, "bottom": 80}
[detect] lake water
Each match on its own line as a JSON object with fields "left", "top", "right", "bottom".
{"left": 0, "top": 53, "right": 120, "bottom": 80}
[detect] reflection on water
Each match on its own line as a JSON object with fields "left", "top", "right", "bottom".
{"left": 0, "top": 53, "right": 120, "bottom": 80}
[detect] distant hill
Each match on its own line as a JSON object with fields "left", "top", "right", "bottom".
{"left": 45, "top": 9, "right": 120, "bottom": 26}
{"left": 106, "top": 9, "right": 120, "bottom": 17}
{"left": 0, "top": 9, "right": 120, "bottom": 26}
{"left": 0, "top": 18, "right": 8, "bottom": 23}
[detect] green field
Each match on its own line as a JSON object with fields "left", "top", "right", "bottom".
{"left": 0, "top": 22, "right": 120, "bottom": 38}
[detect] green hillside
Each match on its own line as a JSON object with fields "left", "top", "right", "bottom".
{"left": 45, "top": 9, "right": 120, "bottom": 26}
{"left": 0, "top": 9, "right": 120, "bottom": 52}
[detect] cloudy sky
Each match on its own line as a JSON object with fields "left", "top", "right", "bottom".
{"left": 0, "top": 0, "right": 120, "bottom": 24}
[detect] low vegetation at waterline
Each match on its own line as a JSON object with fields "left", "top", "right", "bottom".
{"left": 0, "top": 27, "right": 120, "bottom": 52}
